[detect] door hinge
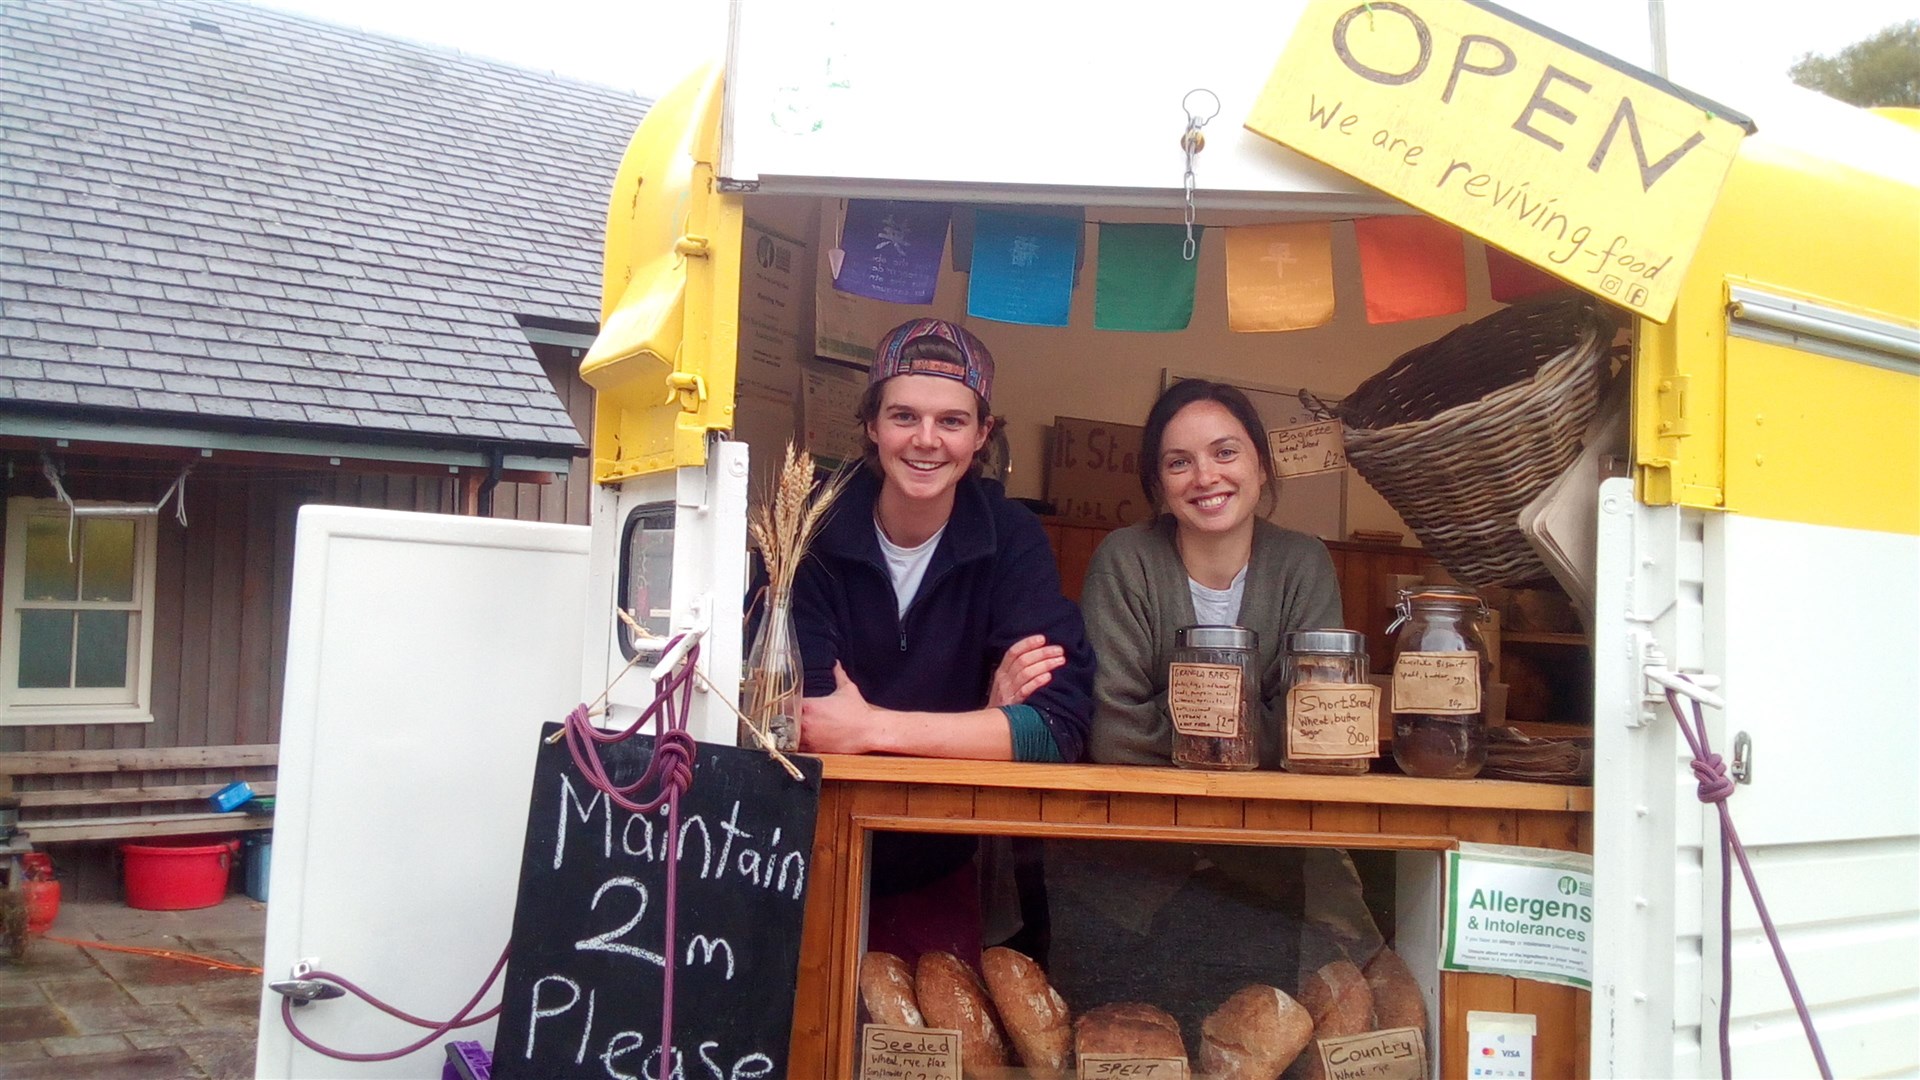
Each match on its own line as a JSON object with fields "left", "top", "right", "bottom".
{"left": 1655, "top": 374, "right": 1692, "bottom": 439}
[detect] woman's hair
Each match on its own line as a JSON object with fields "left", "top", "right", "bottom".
{"left": 1137, "top": 379, "right": 1279, "bottom": 514}
{"left": 854, "top": 335, "right": 995, "bottom": 475}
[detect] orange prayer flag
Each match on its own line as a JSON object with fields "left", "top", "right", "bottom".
{"left": 1225, "top": 223, "right": 1336, "bottom": 332}
{"left": 1353, "top": 216, "right": 1468, "bottom": 325}
{"left": 1485, "top": 245, "right": 1572, "bottom": 303}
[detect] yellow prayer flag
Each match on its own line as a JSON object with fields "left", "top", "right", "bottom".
{"left": 1226, "top": 223, "right": 1336, "bottom": 332}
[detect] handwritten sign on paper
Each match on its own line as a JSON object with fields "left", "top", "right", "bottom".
{"left": 1168, "top": 662, "right": 1244, "bottom": 738}
{"left": 1317, "top": 1027, "right": 1428, "bottom": 1080}
{"left": 1269, "top": 420, "right": 1347, "bottom": 479}
{"left": 1392, "top": 652, "right": 1482, "bottom": 714}
{"left": 1047, "top": 416, "right": 1148, "bottom": 528}
{"left": 1244, "top": 0, "right": 1751, "bottom": 322}
{"left": 1078, "top": 1054, "right": 1188, "bottom": 1078}
{"left": 1288, "top": 683, "right": 1381, "bottom": 758}
{"left": 860, "top": 1025, "right": 962, "bottom": 1080}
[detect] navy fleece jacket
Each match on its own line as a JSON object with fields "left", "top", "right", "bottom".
{"left": 791, "top": 468, "right": 1096, "bottom": 764}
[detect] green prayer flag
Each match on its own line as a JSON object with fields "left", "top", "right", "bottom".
{"left": 1094, "top": 223, "right": 1201, "bottom": 332}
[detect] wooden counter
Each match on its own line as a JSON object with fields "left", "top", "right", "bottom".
{"left": 788, "top": 760, "right": 1592, "bottom": 1077}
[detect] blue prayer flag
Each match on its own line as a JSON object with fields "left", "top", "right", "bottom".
{"left": 833, "top": 200, "right": 951, "bottom": 305}
{"left": 967, "top": 210, "right": 1081, "bottom": 327}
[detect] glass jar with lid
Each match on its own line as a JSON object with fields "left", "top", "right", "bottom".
{"left": 1281, "top": 629, "right": 1376, "bottom": 776}
{"left": 1388, "top": 586, "right": 1492, "bottom": 779}
{"left": 1168, "top": 625, "right": 1260, "bottom": 770}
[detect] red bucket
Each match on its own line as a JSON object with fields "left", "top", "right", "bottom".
{"left": 120, "top": 837, "right": 238, "bottom": 911}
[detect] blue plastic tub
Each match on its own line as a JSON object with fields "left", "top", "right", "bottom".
{"left": 243, "top": 833, "right": 271, "bottom": 903}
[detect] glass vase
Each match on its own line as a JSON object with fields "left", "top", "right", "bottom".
{"left": 742, "top": 589, "right": 802, "bottom": 752}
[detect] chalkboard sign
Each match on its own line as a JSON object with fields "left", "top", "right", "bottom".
{"left": 493, "top": 725, "right": 824, "bottom": 1079}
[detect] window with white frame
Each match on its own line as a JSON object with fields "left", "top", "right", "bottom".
{"left": 2, "top": 497, "right": 158, "bottom": 724}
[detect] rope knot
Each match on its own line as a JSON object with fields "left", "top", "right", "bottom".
{"left": 654, "top": 729, "right": 697, "bottom": 795}
{"left": 1691, "top": 752, "right": 1735, "bottom": 803}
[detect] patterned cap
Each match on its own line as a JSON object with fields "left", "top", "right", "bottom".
{"left": 869, "top": 319, "right": 995, "bottom": 405}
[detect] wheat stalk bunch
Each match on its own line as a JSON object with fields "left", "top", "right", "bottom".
{"left": 750, "top": 443, "right": 849, "bottom": 598}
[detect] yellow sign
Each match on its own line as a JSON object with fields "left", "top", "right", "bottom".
{"left": 1246, "top": 0, "right": 1752, "bottom": 322}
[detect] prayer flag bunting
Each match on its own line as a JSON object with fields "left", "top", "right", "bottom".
{"left": 1094, "top": 223, "right": 1200, "bottom": 332}
{"left": 967, "top": 209, "right": 1081, "bottom": 327}
{"left": 1353, "top": 216, "right": 1468, "bottom": 324}
{"left": 1486, "top": 245, "right": 1572, "bottom": 303}
{"left": 833, "top": 200, "right": 951, "bottom": 305}
{"left": 1225, "top": 222, "right": 1336, "bottom": 332}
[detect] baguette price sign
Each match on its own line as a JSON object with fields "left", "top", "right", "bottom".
{"left": 1245, "top": 0, "right": 1754, "bottom": 322}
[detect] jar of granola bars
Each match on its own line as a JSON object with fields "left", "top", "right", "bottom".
{"left": 1169, "top": 625, "right": 1259, "bottom": 770}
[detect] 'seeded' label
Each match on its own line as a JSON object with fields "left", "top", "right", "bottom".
{"left": 1169, "top": 662, "right": 1244, "bottom": 737}
{"left": 1288, "top": 682, "right": 1381, "bottom": 758}
{"left": 860, "top": 1025, "right": 961, "bottom": 1080}
{"left": 1392, "top": 652, "right": 1481, "bottom": 714}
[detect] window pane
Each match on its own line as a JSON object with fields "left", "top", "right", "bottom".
{"left": 74, "top": 610, "right": 131, "bottom": 689}
{"left": 23, "top": 515, "right": 79, "bottom": 601}
{"left": 18, "top": 610, "right": 74, "bottom": 688}
{"left": 80, "top": 518, "right": 137, "bottom": 602}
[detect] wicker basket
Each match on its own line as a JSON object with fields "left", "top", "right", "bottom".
{"left": 1336, "top": 294, "right": 1618, "bottom": 587}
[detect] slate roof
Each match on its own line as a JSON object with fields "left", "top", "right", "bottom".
{"left": 0, "top": 0, "right": 651, "bottom": 456}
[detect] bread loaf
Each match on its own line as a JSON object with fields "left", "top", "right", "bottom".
{"left": 1362, "top": 947, "right": 1427, "bottom": 1034}
{"left": 915, "top": 951, "right": 1009, "bottom": 1077}
{"left": 1296, "top": 959, "right": 1373, "bottom": 1037}
{"left": 1200, "top": 984, "right": 1314, "bottom": 1080}
{"left": 1075, "top": 1002, "right": 1187, "bottom": 1063}
{"left": 859, "top": 951, "right": 924, "bottom": 1028}
{"left": 980, "top": 947, "right": 1070, "bottom": 1077}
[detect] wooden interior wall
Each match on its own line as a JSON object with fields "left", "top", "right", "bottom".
{"left": 1041, "top": 518, "right": 1435, "bottom": 670}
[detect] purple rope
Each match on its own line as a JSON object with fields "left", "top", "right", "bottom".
{"left": 1666, "top": 684, "right": 1832, "bottom": 1080}
{"left": 557, "top": 637, "right": 701, "bottom": 1075}
{"left": 280, "top": 946, "right": 509, "bottom": 1062}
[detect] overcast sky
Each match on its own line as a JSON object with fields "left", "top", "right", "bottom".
{"left": 256, "top": 0, "right": 1913, "bottom": 102}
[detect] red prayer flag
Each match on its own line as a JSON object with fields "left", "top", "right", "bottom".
{"left": 1353, "top": 216, "right": 1468, "bottom": 324}
{"left": 1485, "top": 245, "right": 1572, "bottom": 303}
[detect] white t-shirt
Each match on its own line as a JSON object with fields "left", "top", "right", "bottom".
{"left": 876, "top": 520, "right": 946, "bottom": 618}
{"left": 1188, "top": 563, "right": 1249, "bottom": 626}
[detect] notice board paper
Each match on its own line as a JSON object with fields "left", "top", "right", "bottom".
{"left": 1444, "top": 843, "right": 1594, "bottom": 988}
{"left": 1245, "top": 0, "right": 1751, "bottom": 322}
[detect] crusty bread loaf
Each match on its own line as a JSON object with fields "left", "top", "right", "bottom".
{"left": 1200, "top": 984, "right": 1314, "bottom": 1080}
{"left": 1296, "top": 959, "right": 1374, "bottom": 1037}
{"left": 860, "top": 951, "right": 924, "bottom": 1028}
{"left": 980, "top": 947, "right": 1070, "bottom": 1077}
{"left": 1362, "top": 947, "right": 1427, "bottom": 1034}
{"left": 915, "top": 951, "right": 1009, "bottom": 1077}
{"left": 1075, "top": 1002, "right": 1186, "bottom": 1062}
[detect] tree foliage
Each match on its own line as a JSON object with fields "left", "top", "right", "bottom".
{"left": 1789, "top": 20, "right": 1920, "bottom": 108}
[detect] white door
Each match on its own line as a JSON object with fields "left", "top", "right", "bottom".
{"left": 256, "top": 442, "right": 749, "bottom": 1078}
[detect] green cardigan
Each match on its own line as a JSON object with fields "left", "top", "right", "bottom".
{"left": 1083, "top": 515, "right": 1345, "bottom": 768}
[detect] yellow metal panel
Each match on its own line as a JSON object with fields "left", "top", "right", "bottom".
{"left": 583, "top": 65, "right": 742, "bottom": 482}
{"left": 1634, "top": 128, "right": 1920, "bottom": 525}
{"left": 1244, "top": 0, "right": 1748, "bottom": 323}
{"left": 1721, "top": 336, "right": 1920, "bottom": 535}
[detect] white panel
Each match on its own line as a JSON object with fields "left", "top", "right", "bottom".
{"left": 723, "top": 1, "right": 1681, "bottom": 202}
{"left": 1708, "top": 515, "right": 1920, "bottom": 845}
{"left": 256, "top": 508, "right": 590, "bottom": 1079}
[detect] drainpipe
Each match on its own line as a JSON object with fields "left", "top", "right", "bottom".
{"left": 475, "top": 446, "right": 505, "bottom": 517}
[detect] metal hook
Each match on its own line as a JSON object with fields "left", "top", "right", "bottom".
{"left": 1182, "top": 88, "right": 1220, "bottom": 129}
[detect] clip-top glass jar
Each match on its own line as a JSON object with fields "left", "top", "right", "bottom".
{"left": 1388, "top": 586, "right": 1491, "bottom": 779}
{"left": 1169, "top": 625, "right": 1259, "bottom": 770}
{"left": 1281, "top": 629, "right": 1375, "bottom": 776}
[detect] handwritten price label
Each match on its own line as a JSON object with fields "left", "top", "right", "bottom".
{"left": 1077, "top": 1054, "right": 1188, "bottom": 1078}
{"left": 1168, "top": 662, "right": 1245, "bottom": 737}
{"left": 1268, "top": 420, "right": 1347, "bottom": 479}
{"left": 1288, "top": 683, "right": 1381, "bottom": 758}
{"left": 860, "top": 1025, "right": 961, "bottom": 1080}
{"left": 1392, "top": 652, "right": 1482, "bottom": 714}
{"left": 1318, "top": 1027, "right": 1427, "bottom": 1080}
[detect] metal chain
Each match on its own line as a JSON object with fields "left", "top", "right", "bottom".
{"left": 1180, "top": 89, "right": 1220, "bottom": 261}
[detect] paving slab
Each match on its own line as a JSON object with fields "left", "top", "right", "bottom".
{"left": 0, "top": 1007, "right": 70, "bottom": 1044}
{"left": 41, "top": 1032, "right": 130, "bottom": 1057}
{"left": 0, "top": 1044, "right": 198, "bottom": 1079}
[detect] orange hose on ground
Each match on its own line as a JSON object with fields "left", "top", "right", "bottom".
{"left": 39, "top": 934, "right": 263, "bottom": 975}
